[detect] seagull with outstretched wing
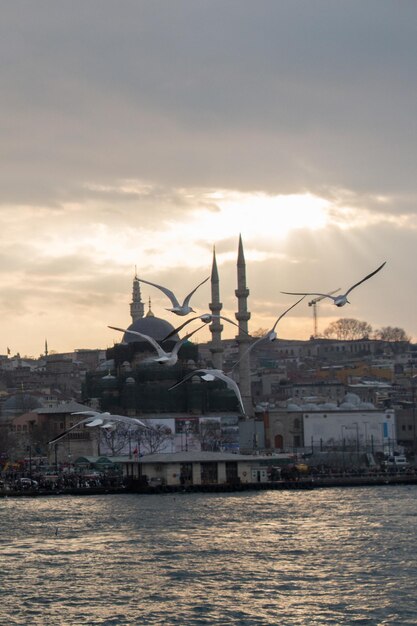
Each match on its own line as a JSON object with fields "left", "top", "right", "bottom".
{"left": 281, "top": 262, "right": 386, "bottom": 307}
{"left": 48, "top": 411, "right": 147, "bottom": 445}
{"left": 108, "top": 323, "right": 206, "bottom": 365}
{"left": 160, "top": 313, "right": 248, "bottom": 342}
{"left": 137, "top": 276, "right": 210, "bottom": 316}
{"left": 230, "top": 296, "right": 305, "bottom": 371}
{"left": 169, "top": 369, "right": 246, "bottom": 416}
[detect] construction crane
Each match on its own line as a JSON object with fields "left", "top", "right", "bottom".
{"left": 308, "top": 289, "right": 340, "bottom": 338}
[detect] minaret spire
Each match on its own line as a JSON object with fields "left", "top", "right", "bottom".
{"left": 235, "top": 234, "right": 252, "bottom": 416}
{"left": 130, "top": 269, "right": 145, "bottom": 322}
{"left": 146, "top": 297, "right": 155, "bottom": 317}
{"left": 209, "top": 246, "right": 224, "bottom": 369}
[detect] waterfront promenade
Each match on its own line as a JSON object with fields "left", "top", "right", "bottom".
{"left": 2, "top": 471, "right": 417, "bottom": 497}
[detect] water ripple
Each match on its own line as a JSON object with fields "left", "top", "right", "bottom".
{"left": 1, "top": 488, "right": 417, "bottom": 624}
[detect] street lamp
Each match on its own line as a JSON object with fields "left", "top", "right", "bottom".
{"left": 352, "top": 422, "right": 360, "bottom": 460}
{"left": 28, "top": 444, "right": 32, "bottom": 480}
{"left": 412, "top": 375, "right": 417, "bottom": 458}
{"left": 340, "top": 426, "right": 347, "bottom": 470}
{"left": 363, "top": 422, "right": 369, "bottom": 453}
{"left": 184, "top": 420, "right": 192, "bottom": 452}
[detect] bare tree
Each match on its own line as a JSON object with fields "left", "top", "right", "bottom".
{"left": 137, "top": 421, "right": 174, "bottom": 455}
{"left": 199, "top": 419, "right": 222, "bottom": 451}
{"left": 198, "top": 418, "right": 237, "bottom": 452}
{"left": 100, "top": 423, "right": 139, "bottom": 456}
{"left": 323, "top": 318, "right": 372, "bottom": 341}
{"left": 373, "top": 326, "right": 410, "bottom": 342}
{"left": 252, "top": 328, "right": 269, "bottom": 338}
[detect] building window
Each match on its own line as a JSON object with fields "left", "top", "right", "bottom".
{"left": 201, "top": 462, "right": 218, "bottom": 484}
{"left": 225, "top": 462, "right": 238, "bottom": 483}
{"left": 180, "top": 463, "right": 193, "bottom": 486}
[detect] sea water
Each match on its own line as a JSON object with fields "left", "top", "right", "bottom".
{"left": 1, "top": 486, "right": 417, "bottom": 625}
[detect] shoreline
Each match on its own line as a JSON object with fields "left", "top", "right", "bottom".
{"left": 2, "top": 473, "right": 417, "bottom": 497}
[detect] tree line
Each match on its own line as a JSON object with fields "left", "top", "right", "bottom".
{"left": 321, "top": 319, "right": 410, "bottom": 342}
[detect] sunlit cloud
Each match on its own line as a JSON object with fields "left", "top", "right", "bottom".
{"left": 327, "top": 206, "right": 413, "bottom": 230}
{"left": 0, "top": 181, "right": 416, "bottom": 354}
{"left": 178, "top": 190, "right": 330, "bottom": 240}
{"left": 4, "top": 189, "right": 333, "bottom": 275}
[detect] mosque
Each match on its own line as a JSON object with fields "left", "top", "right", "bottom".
{"left": 83, "top": 236, "right": 255, "bottom": 427}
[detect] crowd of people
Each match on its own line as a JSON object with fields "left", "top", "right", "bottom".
{"left": 0, "top": 466, "right": 124, "bottom": 493}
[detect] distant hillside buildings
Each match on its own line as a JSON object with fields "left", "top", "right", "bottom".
{"left": 1, "top": 238, "right": 416, "bottom": 465}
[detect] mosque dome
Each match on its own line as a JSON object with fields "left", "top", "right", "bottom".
{"left": 0, "top": 394, "right": 44, "bottom": 421}
{"left": 122, "top": 306, "right": 179, "bottom": 344}
{"left": 359, "top": 402, "right": 375, "bottom": 409}
{"left": 343, "top": 392, "right": 361, "bottom": 406}
{"left": 97, "top": 359, "right": 115, "bottom": 372}
{"left": 287, "top": 403, "right": 301, "bottom": 411}
{"left": 339, "top": 401, "right": 356, "bottom": 410}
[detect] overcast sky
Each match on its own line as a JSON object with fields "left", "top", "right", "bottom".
{"left": 1, "top": 1, "right": 416, "bottom": 356}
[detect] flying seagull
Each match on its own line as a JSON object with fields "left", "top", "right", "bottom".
{"left": 108, "top": 323, "right": 206, "bottom": 366}
{"left": 136, "top": 276, "right": 210, "bottom": 316}
{"left": 48, "top": 411, "right": 148, "bottom": 445}
{"left": 230, "top": 296, "right": 305, "bottom": 371}
{"left": 160, "top": 313, "right": 248, "bottom": 342}
{"left": 281, "top": 261, "right": 386, "bottom": 307}
{"left": 169, "top": 368, "right": 246, "bottom": 416}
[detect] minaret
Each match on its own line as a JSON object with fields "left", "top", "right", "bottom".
{"left": 209, "top": 246, "right": 224, "bottom": 369}
{"left": 235, "top": 235, "right": 252, "bottom": 417}
{"left": 44, "top": 339, "right": 48, "bottom": 357}
{"left": 130, "top": 268, "right": 145, "bottom": 322}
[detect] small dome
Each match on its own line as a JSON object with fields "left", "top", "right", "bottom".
{"left": 97, "top": 359, "right": 115, "bottom": 371}
{"left": 359, "top": 402, "right": 375, "bottom": 409}
{"left": 303, "top": 403, "right": 319, "bottom": 411}
{"left": 339, "top": 402, "right": 355, "bottom": 410}
{"left": 125, "top": 377, "right": 135, "bottom": 385}
{"left": 1, "top": 394, "right": 43, "bottom": 421}
{"left": 343, "top": 392, "right": 361, "bottom": 406}
{"left": 101, "top": 372, "right": 117, "bottom": 387}
{"left": 287, "top": 403, "right": 301, "bottom": 411}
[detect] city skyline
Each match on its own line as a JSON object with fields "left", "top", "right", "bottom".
{"left": 1, "top": 2, "right": 416, "bottom": 356}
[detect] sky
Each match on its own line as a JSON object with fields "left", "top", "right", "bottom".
{"left": 1, "top": 1, "right": 416, "bottom": 357}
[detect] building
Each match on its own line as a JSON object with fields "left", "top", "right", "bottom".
{"left": 111, "top": 450, "right": 295, "bottom": 487}
{"left": 83, "top": 241, "right": 253, "bottom": 426}
{"left": 264, "top": 392, "right": 396, "bottom": 456}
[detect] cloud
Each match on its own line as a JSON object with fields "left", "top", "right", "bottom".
{"left": 1, "top": 1, "right": 417, "bottom": 199}
{"left": 0, "top": 2, "right": 416, "bottom": 353}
